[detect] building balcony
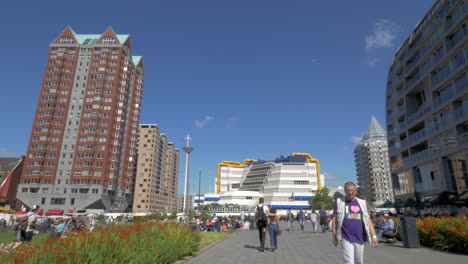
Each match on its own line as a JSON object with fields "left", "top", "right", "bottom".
{"left": 407, "top": 105, "right": 432, "bottom": 125}
{"left": 408, "top": 129, "right": 426, "bottom": 145}
{"left": 433, "top": 88, "right": 455, "bottom": 108}
{"left": 405, "top": 72, "right": 422, "bottom": 90}
{"left": 458, "top": 131, "right": 468, "bottom": 145}
{"left": 411, "top": 149, "right": 431, "bottom": 163}
{"left": 455, "top": 104, "right": 468, "bottom": 120}
{"left": 454, "top": 74, "right": 467, "bottom": 94}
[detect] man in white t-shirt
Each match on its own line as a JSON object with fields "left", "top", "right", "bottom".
{"left": 310, "top": 210, "right": 318, "bottom": 232}
{"left": 254, "top": 197, "right": 270, "bottom": 252}
{"left": 20, "top": 205, "right": 39, "bottom": 243}
{"left": 211, "top": 214, "right": 219, "bottom": 232}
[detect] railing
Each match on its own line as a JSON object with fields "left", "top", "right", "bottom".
{"left": 446, "top": 27, "right": 465, "bottom": 52}
{"left": 434, "top": 86, "right": 455, "bottom": 108}
{"left": 399, "top": 138, "right": 408, "bottom": 150}
{"left": 445, "top": 3, "right": 467, "bottom": 32}
{"left": 258, "top": 163, "right": 275, "bottom": 192}
{"left": 458, "top": 131, "right": 468, "bottom": 145}
{"left": 407, "top": 105, "right": 432, "bottom": 125}
{"left": 408, "top": 128, "right": 427, "bottom": 145}
{"left": 454, "top": 73, "right": 467, "bottom": 94}
{"left": 402, "top": 156, "right": 411, "bottom": 166}
{"left": 454, "top": 105, "right": 467, "bottom": 120}
{"left": 411, "top": 149, "right": 431, "bottom": 163}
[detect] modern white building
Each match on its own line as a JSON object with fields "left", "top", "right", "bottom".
{"left": 196, "top": 153, "right": 324, "bottom": 214}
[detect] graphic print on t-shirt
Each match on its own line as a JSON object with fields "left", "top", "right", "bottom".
{"left": 344, "top": 204, "right": 361, "bottom": 220}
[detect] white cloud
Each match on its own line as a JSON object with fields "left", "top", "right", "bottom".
{"left": 364, "top": 57, "right": 380, "bottom": 68}
{"left": 194, "top": 115, "right": 214, "bottom": 128}
{"left": 365, "top": 19, "right": 399, "bottom": 49}
{"left": 0, "top": 148, "right": 13, "bottom": 157}
{"left": 225, "top": 117, "right": 240, "bottom": 129}
{"left": 351, "top": 136, "right": 362, "bottom": 145}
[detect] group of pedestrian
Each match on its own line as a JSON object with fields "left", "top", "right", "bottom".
{"left": 196, "top": 213, "right": 248, "bottom": 232}
{"left": 284, "top": 207, "right": 331, "bottom": 232}
{"left": 253, "top": 182, "right": 379, "bottom": 264}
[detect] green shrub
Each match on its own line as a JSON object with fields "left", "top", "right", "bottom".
{"left": 417, "top": 215, "right": 468, "bottom": 254}
{"left": 0, "top": 222, "right": 201, "bottom": 263}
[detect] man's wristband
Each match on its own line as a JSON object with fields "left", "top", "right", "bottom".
{"left": 372, "top": 235, "right": 377, "bottom": 239}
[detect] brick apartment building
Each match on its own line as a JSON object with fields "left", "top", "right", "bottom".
{"left": 17, "top": 26, "right": 144, "bottom": 213}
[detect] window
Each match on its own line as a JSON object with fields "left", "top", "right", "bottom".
{"left": 101, "top": 37, "right": 116, "bottom": 44}
{"left": 50, "top": 198, "right": 66, "bottom": 205}
{"left": 58, "top": 36, "right": 73, "bottom": 44}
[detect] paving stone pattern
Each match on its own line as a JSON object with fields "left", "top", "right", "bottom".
{"left": 185, "top": 222, "right": 467, "bottom": 264}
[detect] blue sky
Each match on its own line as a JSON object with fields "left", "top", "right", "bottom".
{"left": 0, "top": 0, "right": 435, "bottom": 194}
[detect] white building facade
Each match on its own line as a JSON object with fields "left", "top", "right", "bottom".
{"left": 196, "top": 153, "right": 324, "bottom": 214}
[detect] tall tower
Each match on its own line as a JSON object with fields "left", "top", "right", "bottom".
{"left": 133, "top": 125, "right": 179, "bottom": 213}
{"left": 18, "top": 27, "right": 144, "bottom": 212}
{"left": 355, "top": 117, "right": 394, "bottom": 207}
{"left": 164, "top": 142, "right": 180, "bottom": 212}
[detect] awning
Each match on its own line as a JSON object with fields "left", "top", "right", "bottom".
{"left": 46, "top": 210, "right": 64, "bottom": 215}
{"left": 205, "top": 197, "right": 220, "bottom": 201}
{"left": 37, "top": 209, "right": 44, "bottom": 215}
{"left": 67, "top": 210, "right": 73, "bottom": 214}
{"left": 0, "top": 206, "right": 15, "bottom": 213}
{"left": 294, "top": 196, "right": 313, "bottom": 199}
{"left": 16, "top": 211, "right": 26, "bottom": 215}
{"left": 270, "top": 205, "right": 311, "bottom": 209}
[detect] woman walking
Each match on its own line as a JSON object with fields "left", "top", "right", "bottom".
{"left": 267, "top": 208, "right": 280, "bottom": 251}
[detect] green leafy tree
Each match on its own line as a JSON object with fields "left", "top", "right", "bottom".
{"left": 309, "top": 187, "right": 334, "bottom": 210}
{"left": 188, "top": 209, "right": 197, "bottom": 220}
{"left": 169, "top": 211, "right": 178, "bottom": 220}
{"left": 199, "top": 207, "right": 210, "bottom": 222}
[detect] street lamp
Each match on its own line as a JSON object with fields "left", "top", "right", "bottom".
{"left": 183, "top": 134, "right": 194, "bottom": 225}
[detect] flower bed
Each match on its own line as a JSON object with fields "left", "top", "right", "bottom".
{"left": 416, "top": 215, "right": 468, "bottom": 254}
{"left": 0, "top": 222, "right": 201, "bottom": 263}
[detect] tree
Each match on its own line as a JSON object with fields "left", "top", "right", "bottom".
{"left": 309, "top": 187, "right": 334, "bottom": 210}
{"left": 188, "top": 209, "right": 197, "bottom": 221}
{"left": 169, "top": 211, "right": 178, "bottom": 220}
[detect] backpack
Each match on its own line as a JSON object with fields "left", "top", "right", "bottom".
{"left": 19, "top": 217, "right": 29, "bottom": 231}
{"left": 257, "top": 205, "right": 267, "bottom": 222}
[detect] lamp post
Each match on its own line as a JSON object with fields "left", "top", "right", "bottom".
{"left": 183, "top": 135, "right": 194, "bottom": 225}
{"left": 198, "top": 169, "right": 201, "bottom": 216}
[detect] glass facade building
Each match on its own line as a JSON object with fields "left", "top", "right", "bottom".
{"left": 385, "top": 0, "right": 467, "bottom": 200}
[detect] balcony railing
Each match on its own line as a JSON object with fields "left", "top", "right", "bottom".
{"left": 411, "top": 149, "right": 431, "bottom": 163}
{"left": 408, "top": 128, "right": 427, "bottom": 145}
{"left": 454, "top": 105, "right": 468, "bottom": 120}
{"left": 445, "top": 3, "right": 467, "bottom": 32}
{"left": 454, "top": 73, "right": 467, "bottom": 94}
{"left": 407, "top": 105, "right": 432, "bottom": 125}
{"left": 434, "top": 87, "right": 455, "bottom": 108}
{"left": 459, "top": 131, "right": 468, "bottom": 145}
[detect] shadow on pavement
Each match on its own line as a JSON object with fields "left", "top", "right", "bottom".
{"left": 244, "top": 245, "right": 271, "bottom": 252}
{"left": 383, "top": 244, "right": 405, "bottom": 248}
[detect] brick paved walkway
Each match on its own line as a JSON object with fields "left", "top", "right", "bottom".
{"left": 185, "top": 222, "right": 467, "bottom": 264}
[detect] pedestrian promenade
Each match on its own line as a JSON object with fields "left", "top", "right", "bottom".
{"left": 185, "top": 222, "right": 467, "bottom": 264}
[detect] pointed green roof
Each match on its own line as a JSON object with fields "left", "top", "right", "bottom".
{"left": 68, "top": 27, "right": 129, "bottom": 45}
{"left": 132, "top": 56, "right": 142, "bottom": 65}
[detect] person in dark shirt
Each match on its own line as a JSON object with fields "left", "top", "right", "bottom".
{"left": 332, "top": 182, "right": 378, "bottom": 264}
{"left": 319, "top": 208, "right": 328, "bottom": 232}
